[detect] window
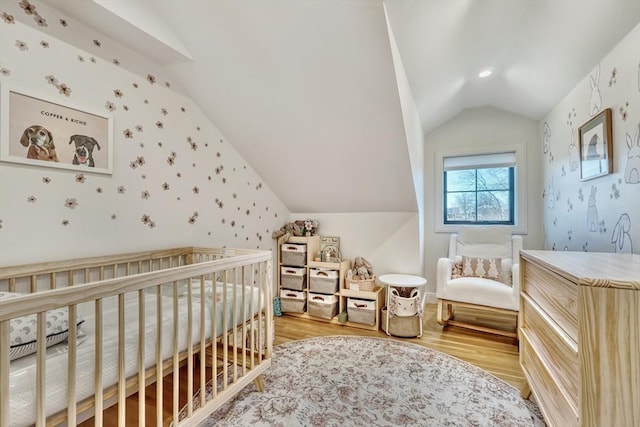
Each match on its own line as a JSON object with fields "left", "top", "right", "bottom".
{"left": 443, "top": 152, "right": 515, "bottom": 225}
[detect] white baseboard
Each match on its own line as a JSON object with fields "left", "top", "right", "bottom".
{"left": 425, "top": 292, "right": 437, "bottom": 305}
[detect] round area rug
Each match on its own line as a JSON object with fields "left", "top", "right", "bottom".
{"left": 199, "top": 336, "right": 544, "bottom": 427}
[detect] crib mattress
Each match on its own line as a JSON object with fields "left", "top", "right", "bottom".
{"left": 8, "top": 281, "right": 261, "bottom": 427}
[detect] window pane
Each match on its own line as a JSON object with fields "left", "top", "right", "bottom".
{"left": 446, "top": 192, "right": 476, "bottom": 222}
{"left": 443, "top": 165, "right": 514, "bottom": 225}
{"left": 477, "top": 190, "right": 511, "bottom": 221}
{"left": 445, "top": 170, "right": 476, "bottom": 192}
{"left": 477, "top": 168, "right": 510, "bottom": 190}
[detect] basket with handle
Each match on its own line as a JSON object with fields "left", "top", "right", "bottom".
{"left": 280, "top": 289, "right": 306, "bottom": 313}
{"left": 308, "top": 293, "right": 338, "bottom": 319}
{"left": 347, "top": 298, "right": 376, "bottom": 325}
{"left": 345, "top": 275, "right": 376, "bottom": 292}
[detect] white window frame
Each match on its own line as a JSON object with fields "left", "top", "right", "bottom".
{"left": 434, "top": 143, "right": 528, "bottom": 234}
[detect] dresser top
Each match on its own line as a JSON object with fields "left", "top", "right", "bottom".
{"left": 521, "top": 250, "right": 640, "bottom": 290}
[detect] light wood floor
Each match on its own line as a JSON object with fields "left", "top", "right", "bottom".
{"left": 80, "top": 303, "right": 523, "bottom": 425}
{"left": 275, "top": 303, "right": 524, "bottom": 390}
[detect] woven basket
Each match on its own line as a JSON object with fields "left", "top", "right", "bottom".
{"left": 345, "top": 276, "right": 376, "bottom": 292}
{"left": 308, "top": 299, "right": 338, "bottom": 319}
{"left": 281, "top": 273, "right": 306, "bottom": 291}
{"left": 381, "top": 308, "right": 421, "bottom": 337}
{"left": 281, "top": 298, "right": 306, "bottom": 313}
{"left": 348, "top": 306, "right": 376, "bottom": 325}
{"left": 307, "top": 293, "right": 337, "bottom": 319}
{"left": 309, "top": 270, "right": 339, "bottom": 294}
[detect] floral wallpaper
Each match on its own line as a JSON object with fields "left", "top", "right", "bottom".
{"left": 0, "top": 1, "right": 288, "bottom": 266}
{"left": 541, "top": 23, "right": 640, "bottom": 254}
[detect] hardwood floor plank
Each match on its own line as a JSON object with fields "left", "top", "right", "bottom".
{"left": 81, "top": 304, "right": 524, "bottom": 425}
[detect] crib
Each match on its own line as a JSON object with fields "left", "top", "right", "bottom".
{"left": 0, "top": 246, "right": 273, "bottom": 427}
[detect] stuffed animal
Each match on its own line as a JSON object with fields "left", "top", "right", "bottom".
{"left": 271, "top": 222, "right": 304, "bottom": 239}
{"left": 348, "top": 257, "right": 373, "bottom": 280}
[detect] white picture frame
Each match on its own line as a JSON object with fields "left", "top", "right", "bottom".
{"left": 0, "top": 83, "right": 113, "bottom": 174}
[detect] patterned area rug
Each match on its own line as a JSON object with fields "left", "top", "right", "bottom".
{"left": 198, "top": 336, "right": 544, "bottom": 426}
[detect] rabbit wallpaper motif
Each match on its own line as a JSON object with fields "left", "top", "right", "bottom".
{"left": 546, "top": 177, "right": 556, "bottom": 209}
{"left": 611, "top": 213, "right": 633, "bottom": 253}
{"left": 542, "top": 23, "right": 640, "bottom": 254}
{"left": 624, "top": 123, "right": 640, "bottom": 184}
{"left": 586, "top": 186, "right": 598, "bottom": 232}
{"left": 542, "top": 121, "right": 553, "bottom": 163}
{"left": 568, "top": 128, "right": 579, "bottom": 172}
{"left": 0, "top": 1, "right": 289, "bottom": 266}
{"left": 589, "top": 64, "right": 602, "bottom": 117}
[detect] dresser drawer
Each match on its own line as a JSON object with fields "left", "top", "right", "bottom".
{"left": 522, "top": 260, "right": 577, "bottom": 342}
{"left": 521, "top": 295, "right": 578, "bottom": 409}
{"left": 521, "top": 331, "right": 579, "bottom": 427}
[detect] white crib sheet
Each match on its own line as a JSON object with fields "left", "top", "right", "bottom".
{"left": 8, "top": 281, "right": 262, "bottom": 427}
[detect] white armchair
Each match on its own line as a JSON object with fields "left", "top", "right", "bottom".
{"left": 436, "top": 225, "right": 522, "bottom": 338}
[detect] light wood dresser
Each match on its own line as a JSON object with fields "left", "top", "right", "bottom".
{"left": 519, "top": 250, "right": 640, "bottom": 427}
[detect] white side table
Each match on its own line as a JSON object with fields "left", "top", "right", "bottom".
{"left": 379, "top": 274, "right": 427, "bottom": 337}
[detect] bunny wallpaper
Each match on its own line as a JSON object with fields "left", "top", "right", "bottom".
{"left": 541, "top": 23, "right": 640, "bottom": 254}
{"left": 0, "top": 1, "right": 289, "bottom": 266}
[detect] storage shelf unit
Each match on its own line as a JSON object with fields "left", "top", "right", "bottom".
{"left": 277, "top": 235, "right": 384, "bottom": 331}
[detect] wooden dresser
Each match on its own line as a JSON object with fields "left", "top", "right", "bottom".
{"left": 519, "top": 250, "right": 640, "bottom": 427}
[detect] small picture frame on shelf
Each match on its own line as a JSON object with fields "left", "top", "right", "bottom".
{"left": 320, "top": 236, "right": 341, "bottom": 263}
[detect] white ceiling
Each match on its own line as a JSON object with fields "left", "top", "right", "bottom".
{"left": 42, "top": 0, "right": 640, "bottom": 214}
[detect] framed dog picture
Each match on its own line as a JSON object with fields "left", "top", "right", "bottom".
{"left": 0, "top": 83, "right": 113, "bottom": 174}
{"left": 578, "top": 108, "right": 612, "bottom": 181}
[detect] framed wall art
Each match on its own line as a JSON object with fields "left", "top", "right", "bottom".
{"left": 0, "top": 83, "right": 113, "bottom": 174}
{"left": 578, "top": 108, "right": 612, "bottom": 181}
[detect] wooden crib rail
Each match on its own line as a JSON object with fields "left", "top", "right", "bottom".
{"left": 0, "top": 248, "right": 273, "bottom": 427}
{"left": 0, "top": 247, "right": 195, "bottom": 293}
{"left": 0, "top": 251, "right": 271, "bottom": 326}
{"left": 0, "top": 247, "right": 267, "bottom": 294}
{"left": 0, "top": 247, "right": 193, "bottom": 277}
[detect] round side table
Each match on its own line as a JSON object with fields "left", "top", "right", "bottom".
{"left": 378, "top": 274, "right": 427, "bottom": 337}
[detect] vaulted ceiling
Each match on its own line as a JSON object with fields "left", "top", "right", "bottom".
{"left": 41, "top": 0, "right": 640, "bottom": 214}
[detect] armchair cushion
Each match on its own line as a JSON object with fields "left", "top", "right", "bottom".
{"left": 442, "top": 277, "right": 517, "bottom": 311}
{"left": 456, "top": 225, "right": 512, "bottom": 259}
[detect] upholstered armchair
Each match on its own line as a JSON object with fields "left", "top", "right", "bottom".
{"left": 436, "top": 225, "right": 523, "bottom": 338}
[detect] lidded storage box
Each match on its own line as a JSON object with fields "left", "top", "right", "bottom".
{"left": 280, "top": 289, "right": 306, "bottom": 313}
{"left": 309, "top": 268, "right": 339, "bottom": 294}
{"left": 307, "top": 293, "right": 338, "bottom": 319}
{"left": 281, "top": 243, "right": 307, "bottom": 267}
{"left": 280, "top": 266, "right": 306, "bottom": 290}
{"left": 347, "top": 298, "right": 376, "bottom": 325}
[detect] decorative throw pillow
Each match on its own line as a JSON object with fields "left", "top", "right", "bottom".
{"left": 451, "top": 260, "right": 464, "bottom": 279}
{"left": 1, "top": 291, "right": 85, "bottom": 361}
{"left": 461, "top": 256, "right": 503, "bottom": 281}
